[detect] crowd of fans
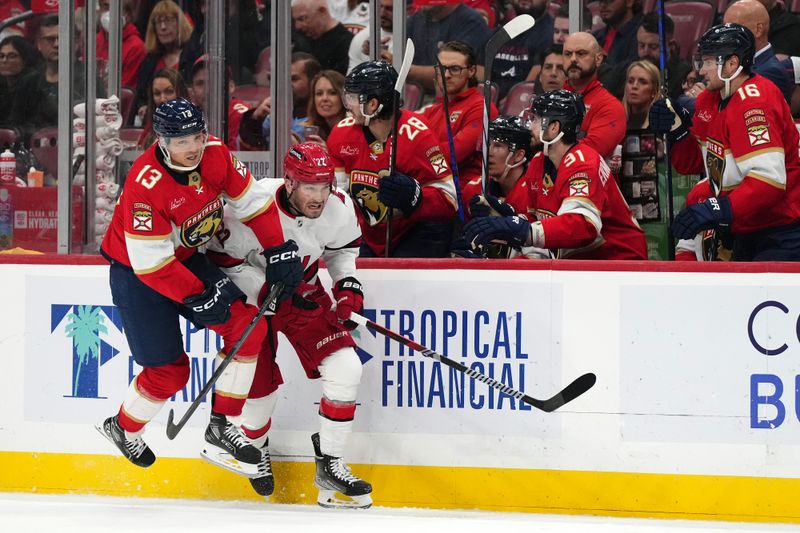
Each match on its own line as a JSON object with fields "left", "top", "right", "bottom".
{"left": 2, "top": 0, "right": 800, "bottom": 260}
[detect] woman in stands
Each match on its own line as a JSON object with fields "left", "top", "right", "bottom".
{"left": 0, "top": 36, "right": 41, "bottom": 129}
{"left": 137, "top": 68, "right": 189, "bottom": 149}
{"left": 622, "top": 60, "right": 662, "bottom": 130}
{"left": 302, "top": 70, "right": 346, "bottom": 146}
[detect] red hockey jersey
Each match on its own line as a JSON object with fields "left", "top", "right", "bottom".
{"left": 524, "top": 144, "right": 646, "bottom": 259}
{"left": 101, "top": 136, "right": 284, "bottom": 303}
{"left": 420, "top": 86, "right": 498, "bottom": 196}
{"left": 327, "top": 110, "right": 457, "bottom": 256}
{"left": 671, "top": 74, "right": 800, "bottom": 234}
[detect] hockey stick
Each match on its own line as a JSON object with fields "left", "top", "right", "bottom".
{"left": 436, "top": 59, "right": 465, "bottom": 222}
{"left": 385, "top": 38, "right": 415, "bottom": 257}
{"left": 165, "top": 281, "right": 284, "bottom": 440}
{"left": 349, "top": 312, "right": 596, "bottom": 412}
{"left": 481, "top": 14, "right": 535, "bottom": 194}
{"left": 657, "top": 0, "right": 676, "bottom": 260}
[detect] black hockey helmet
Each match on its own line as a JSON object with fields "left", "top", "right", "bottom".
{"left": 529, "top": 89, "right": 585, "bottom": 138}
{"left": 345, "top": 60, "right": 398, "bottom": 107}
{"left": 153, "top": 97, "right": 206, "bottom": 138}
{"left": 489, "top": 115, "right": 533, "bottom": 158}
{"left": 696, "top": 23, "right": 755, "bottom": 71}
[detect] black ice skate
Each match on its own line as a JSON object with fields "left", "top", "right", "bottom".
{"left": 249, "top": 438, "right": 275, "bottom": 496}
{"left": 312, "top": 432, "right": 372, "bottom": 509}
{"left": 201, "top": 412, "right": 261, "bottom": 477}
{"left": 95, "top": 415, "right": 156, "bottom": 468}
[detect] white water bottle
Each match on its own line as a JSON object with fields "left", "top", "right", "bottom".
{"left": 0, "top": 149, "right": 16, "bottom": 186}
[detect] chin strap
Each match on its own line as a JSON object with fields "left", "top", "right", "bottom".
{"left": 359, "top": 102, "right": 383, "bottom": 127}
{"left": 497, "top": 151, "right": 527, "bottom": 181}
{"left": 158, "top": 137, "right": 206, "bottom": 172}
{"left": 717, "top": 63, "right": 743, "bottom": 100}
{"left": 539, "top": 120, "right": 564, "bottom": 157}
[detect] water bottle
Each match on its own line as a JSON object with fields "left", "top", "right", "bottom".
{"left": 0, "top": 187, "right": 12, "bottom": 249}
{"left": 0, "top": 149, "right": 16, "bottom": 186}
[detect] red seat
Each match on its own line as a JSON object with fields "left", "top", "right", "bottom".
{"left": 119, "top": 87, "right": 135, "bottom": 125}
{"left": 665, "top": 1, "right": 716, "bottom": 59}
{"left": 500, "top": 81, "right": 536, "bottom": 116}
{"left": 0, "top": 128, "right": 17, "bottom": 149}
{"left": 790, "top": 0, "right": 800, "bottom": 13}
{"left": 254, "top": 46, "right": 271, "bottom": 87}
{"left": 30, "top": 127, "right": 59, "bottom": 179}
{"left": 119, "top": 128, "right": 144, "bottom": 148}
{"left": 478, "top": 82, "right": 499, "bottom": 104}
{"left": 402, "top": 81, "right": 423, "bottom": 111}
{"left": 233, "top": 84, "right": 268, "bottom": 108}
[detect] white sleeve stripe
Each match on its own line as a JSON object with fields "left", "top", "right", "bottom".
{"left": 125, "top": 235, "right": 176, "bottom": 272}
{"left": 732, "top": 151, "right": 786, "bottom": 188}
{"left": 557, "top": 198, "right": 602, "bottom": 233}
{"left": 225, "top": 178, "right": 274, "bottom": 222}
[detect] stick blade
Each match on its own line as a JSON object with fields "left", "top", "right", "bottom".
{"left": 395, "top": 38, "right": 415, "bottom": 91}
{"left": 503, "top": 14, "right": 535, "bottom": 40}
{"left": 165, "top": 409, "right": 179, "bottom": 440}
{"left": 525, "top": 372, "right": 597, "bottom": 413}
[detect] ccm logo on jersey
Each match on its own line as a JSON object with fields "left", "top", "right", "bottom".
{"left": 268, "top": 250, "right": 298, "bottom": 263}
{"left": 190, "top": 278, "right": 230, "bottom": 312}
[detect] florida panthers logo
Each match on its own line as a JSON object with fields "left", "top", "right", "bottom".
{"left": 350, "top": 170, "right": 388, "bottom": 226}
{"left": 181, "top": 197, "right": 224, "bottom": 247}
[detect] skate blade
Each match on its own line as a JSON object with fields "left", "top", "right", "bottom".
{"left": 316, "top": 488, "right": 372, "bottom": 509}
{"left": 201, "top": 447, "right": 260, "bottom": 478}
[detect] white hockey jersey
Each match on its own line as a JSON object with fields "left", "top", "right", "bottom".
{"left": 206, "top": 179, "right": 362, "bottom": 294}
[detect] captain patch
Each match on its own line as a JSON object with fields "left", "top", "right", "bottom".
{"left": 747, "top": 125, "right": 771, "bottom": 146}
{"left": 132, "top": 202, "right": 152, "bottom": 232}
{"left": 568, "top": 177, "right": 590, "bottom": 197}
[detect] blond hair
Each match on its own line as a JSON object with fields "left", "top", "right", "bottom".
{"left": 144, "top": 0, "right": 194, "bottom": 54}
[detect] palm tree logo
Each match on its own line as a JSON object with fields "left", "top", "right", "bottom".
{"left": 64, "top": 305, "right": 108, "bottom": 398}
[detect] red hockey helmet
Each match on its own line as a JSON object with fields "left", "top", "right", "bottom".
{"left": 283, "top": 143, "right": 335, "bottom": 184}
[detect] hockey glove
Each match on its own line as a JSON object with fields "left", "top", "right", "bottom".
{"left": 648, "top": 98, "right": 691, "bottom": 142}
{"left": 279, "top": 292, "right": 324, "bottom": 328}
{"left": 464, "top": 215, "right": 531, "bottom": 251}
{"left": 469, "top": 194, "right": 516, "bottom": 218}
{"left": 183, "top": 277, "right": 242, "bottom": 326}
{"left": 450, "top": 237, "right": 486, "bottom": 258}
{"left": 378, "top": 172, "right": 422, "bottom": 217}
{"left": 262, "top": 239, "right": 303, "bottom": 307}
{"left": 671, "top": 196, "right": 733, "bottom": 240}
{"left": 332, "top": 276, "right": 364, "bottom": 330}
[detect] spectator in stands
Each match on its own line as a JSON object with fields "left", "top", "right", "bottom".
{"left": 189, "top": 56, "right": 251, "bottom": 151}
{"left": 622, "top": 60, "right": 661, "bottom": 129}
{"left": 553, "top": 4, "right": 594, "bottom": 45}
{"left": 491, "top": 0, "right": 555, "bottom": 101}
{"left": 562, "top": 32, "right": 627, "bottom": 161}
{"left": 404, "top": 3, "right": 490, "bottom": 93}
{"left": 348, "top": 0, "right": 393, "bottom": 73}
{"left": 133, "top": 0, "right": 194, "bottom": 121}
{"left": 96, "top": 0, "right": 146, "bottom": 91}
{"left": 724, "top": 0, "right": 793, "bottom": 103}
{"left": 303, "top": 70, "right": 347, "bottom": 145}
{"left": 11, "top": 15, "right": 105, "bottom": 144}
{"left": 420, "top": 41, "right": 498, "bottom": 199}
{"left": 137, "top": 68, "right": 189, "bottom": 149}
{"left": 601, "top": 13, "right": 692, "bottom": 101}
{"left": 292, "top": 0, "right": 354, "bottom": 75}
{"left": 756, "top": 0, "right": 800, "bottom": 58}
{"left": 535, "top": 44, "right": 567, "bottom": 93}
{"left": 238, "top": 53, "right": 322, "bottom": 150}
{"left": 592, "top": 0, "right": 643, "bottom": 66}
{"left": 0, "top": 36, "right": 41, "bottom": 129}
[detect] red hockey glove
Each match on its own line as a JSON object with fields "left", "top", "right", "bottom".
{"left": 333, "top": 276, "right": 363, "bottom": 330}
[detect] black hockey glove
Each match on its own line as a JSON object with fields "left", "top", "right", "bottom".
{"left": 469, "top": 194, "right": 516, "bottom": 218}
{"left": 378, "top": 172, "right": 422, "bottom": 217}
{"left": 333, "top": 276, "right": 363, "bottom": 330}
{"left": 464, "top": 215, "right": 531, "bottom": 251}
{"left": 648, "top": 98, "right": 691, "bottom": 142}
{"left": 183, "top": 276, "right": 243, "bottom": 326}
{"left": 262, "top": 239, "right": 303, "bottom": 307}
{"left": 671, "top": 196, "right": 733, "bottom": 240}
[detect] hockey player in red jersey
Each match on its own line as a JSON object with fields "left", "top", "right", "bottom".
{"left": 464, "top": 90, "right": 647, "bottom": 259}
{"left": 97, "top": 98, "right": 303, "bottom": 475}
{"left": 420, "top": 40, "right": 498, "bottom": 197}
{"left": 327, "top": 60, "right": 458, "bottom": 257}
{"left": 206, "top": 143, "right": 371, "bottom": 508}
{"left": 650, "top": 23, "right": 800, "bottom": 260}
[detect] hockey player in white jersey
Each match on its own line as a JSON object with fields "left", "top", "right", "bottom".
{"left": 206, "top": 143, "right": 372, "bottom": 508}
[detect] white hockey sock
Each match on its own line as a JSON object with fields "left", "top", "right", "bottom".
{"left": 120, "top": 376, "right": 165, "bottom": 427}
{"left": 318, "top": 415, "right": 353, "bottom": 458}
{"left": 213, "top": 352, "right": 258, "bottom": 405}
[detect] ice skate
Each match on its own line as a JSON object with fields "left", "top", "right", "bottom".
{"left": 312, "top": 432, "right": 372, "bottom": 509}
{"left": 201, "top": 412, "right": 261, "bottom": 477}
{"left": 95, "top": 415, "right": 156, "bottom": 468}
{"left": 249, "top": 438, "right": 275, "bottom": 496}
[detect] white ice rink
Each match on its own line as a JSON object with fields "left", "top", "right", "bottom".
{"left": 0, "top": 493, "right": 797, "bottom": 533}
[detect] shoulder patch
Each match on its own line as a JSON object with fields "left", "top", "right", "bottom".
{"left": 568, "top": 176, "right": 591, "bottom": 197}
{"left": 132, "top": 202, "right": 153, "bottom": 232}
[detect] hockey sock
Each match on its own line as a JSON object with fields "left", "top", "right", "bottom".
{"left": 119, "top": 355, "right": 190, "bottom": 432}
{"left": 318, "top": 397, "right": 356, "bottom": 457}
{"left": 212, "top": 351, "right": 258, "bottom": 416}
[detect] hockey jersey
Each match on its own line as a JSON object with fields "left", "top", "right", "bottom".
{"left": 524, "top": 145, "right": 647, "bottom": 259}
{"left": 671, "top": 74, "right": 800, "bottom": 234}
{"left": 327, "top": 110, "right": 458, "bottom": 256}
{"left": 206, "top": 179, "right": 362, "bottom": 292}
{"left": 101, "top": 136, "right": 284, "bottom": 303}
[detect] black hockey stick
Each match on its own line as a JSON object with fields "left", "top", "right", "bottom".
{"left": 350, "top": 312, "right": 596, "bottom": 412}
{"left": 385, "top": 38, "right": 415, "bottom": 257}
{"left": 165, "top": 281, "right": 284, "bottom": 440}
{"left": 481, "top": 14, "right": 535, "bottom": 194}
{"left": 436, "top": 59, "right": 465, "bottom": 221}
